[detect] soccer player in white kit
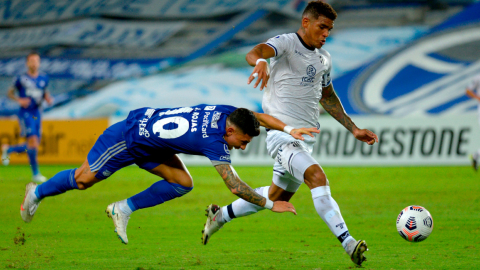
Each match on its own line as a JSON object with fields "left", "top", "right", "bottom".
{"left": 201, "top": 1, "right": 378, "bottom": 267}
{"left": 465, "top": 74, "right": 480, "bottom": 171}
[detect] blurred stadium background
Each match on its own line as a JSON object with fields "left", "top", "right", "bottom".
{"left": 0, "top": 0, "right": 479, "bottom": 167}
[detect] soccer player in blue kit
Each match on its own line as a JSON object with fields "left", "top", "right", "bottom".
{"left": 20, "top": 104, "right": 319, "bottom": 244}
{"left": 2, "top": 52, "right": 53, "bottom": 183}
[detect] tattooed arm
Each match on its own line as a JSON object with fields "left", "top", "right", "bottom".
{"left": 320, "top": 84, "right": 378, "bottom": 145}
{"left": 214, "top": 164, "right": 297, "bottom": 214}
{"left": 320, "top": 84, "right": 357, "bottom": 133}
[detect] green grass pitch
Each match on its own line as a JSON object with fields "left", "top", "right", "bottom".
{"left": 0, "top": 165, "right": 479, "bottom": 269}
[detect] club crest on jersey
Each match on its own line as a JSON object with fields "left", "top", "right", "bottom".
{"left": 301, "top": 65, "right": 316, "bottom": 85}
{"left": 306, "top": 65, "right": 316, "bottom": 77}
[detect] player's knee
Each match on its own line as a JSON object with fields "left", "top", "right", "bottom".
{"left": 304, "top": 165, "right": 327, "bottom": 188}
{"left": 154, "top": 180, "right": 193, "bottom": 200}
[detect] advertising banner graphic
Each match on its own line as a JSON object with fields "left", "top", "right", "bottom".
{"left": 0, "top": 118, "right": 108, "bottom": 164}
{"left": 178, "top": 115, "right": 480, "bottom": 166}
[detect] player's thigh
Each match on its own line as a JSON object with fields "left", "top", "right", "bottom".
{"left": 26, "top": 135, "right": 39, "bottom": 148}
{"left": 276, "top": 141, "right": 319, "bottom": 184}
{"left": 86, "top": 120, "right": 135, "bottom": 181}
{"left": 138, "top": 154, "right": 193, "bottom": 187}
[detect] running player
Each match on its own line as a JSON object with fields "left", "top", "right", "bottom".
{"left": 202, "top": 2, "right": 378, "bottom": 267}
{"left": 2, "top": 52, "right": 53, "bottom": 183}
{"left": 20, "top": 104, "right": 318, "bottom": 244}
{"left": 465, "top": 73, "right": 480, "bottom": 171}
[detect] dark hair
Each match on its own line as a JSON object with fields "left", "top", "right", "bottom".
{"left": 227, "top": 108, "right": 260, "bottom": 137}
{"left": 26, "top": 51, "right": 40, "bottom": 61}
{"left": 302, "top": 1, "right": 337, "bottom": 21}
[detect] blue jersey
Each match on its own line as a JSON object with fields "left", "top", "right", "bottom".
{"left": 124, "top": 104, "right": 237, "bottom": 165}
{"left": 12, "top": 73, "right": 49, "bottom": 113}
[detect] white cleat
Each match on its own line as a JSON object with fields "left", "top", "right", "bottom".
{"left": 348, "top": 239, "right": 368, "bottom": 266}
{"left": 106, "top": 202, "right": 130, "bottom": 244}
{"left": 1, "top": 144, "right": 9, "bottom": 166}
{"left": 20, "top": 182, "right": 40, "bottom": 223}
{"left": 32, "top": 174, "right": 47, "bottom": 184}
{"left": 202, "top": 204, "right": 224, "bottom": 245}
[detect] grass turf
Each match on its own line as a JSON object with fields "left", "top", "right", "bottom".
{"left": 0, "top": 165, "right": 479, "bottom": 269}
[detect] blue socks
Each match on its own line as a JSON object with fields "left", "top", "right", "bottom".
{"left": 7, "top": 144, "right": 27, "bottom": 154}
{"left": 35, "top": 169, "right": 78, "bottom": 200}
{"left": 27, "top": 148, "right": 39, "bottom": 176}
{"left": 126, "top": 180, "right": 193, "bottom": 212}
{"left": 7, "top": 144, "right": 40, "bottom": 176}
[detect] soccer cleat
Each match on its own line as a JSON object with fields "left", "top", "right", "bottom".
{"left": 106, "top": 202, "right": 130, "bottom": 244}
{"left": 202, "top": 204, "right": 224, "bottom": 245}
{"left": 470, "top": 155, "right": 478, "bottom": 172}
{"left": 20, "top": 182, "right": 40, "bottom": 223}
{"left": 348, "top": 240, "right": 368, "bottom": 266}
{"left": 1, "top": 144, "right": 9, "bottom": 166}
{"left": 32, "top": 174, "right": 47, "bottom": 184}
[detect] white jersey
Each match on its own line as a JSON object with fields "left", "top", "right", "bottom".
{"left": 263, "top": 33, "right": 332, "bottom": 129}
{"left": 467, "top": 74, "right": 480, "bottom": 117}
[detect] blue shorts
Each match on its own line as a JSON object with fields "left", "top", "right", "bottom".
{"left": 18, "top": 110, "right": 41, "bottom": 138}
{"left": 87, "top": 120, "right": 172, "bottom": 180}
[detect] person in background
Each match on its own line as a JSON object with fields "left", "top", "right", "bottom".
{"left": 2, "top": 52, "right": 53, "bottom": 183}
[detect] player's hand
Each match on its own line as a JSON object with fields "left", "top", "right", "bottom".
{"left": 271, "top": 201, "right": 297, "bottom": 215}
{"left": 353, "top": 128, "right": 378, "bottom": 145}
{"left": 18, "top": 98, "right": 31, "bottom": 108}
{"left": 45, "top": 95, "right": 54, "bottom": 106}
{"left": 290, "top": 127, "right": 320, "bottom": 140}
{"left": 248, "top": 61, "right": 269, "bottom": 91}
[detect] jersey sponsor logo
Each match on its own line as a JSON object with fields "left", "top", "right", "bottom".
{"left": 158, "top": 107, "right": 193, "bottom": 117}
{"left": 191, "top": 112, "right": 200, "bottom": 132}
{"left": 204, "top": 105, "right": 216, "bottom": 111}
{"left": 202, "top": 112, "right": 210, "bottom": 138}
{"left": 211, "top": 111, "right": 221, "bottom": 129}
{"left": 138, "top": 118, "right": 150, "bottom": 137}
{"left": 219, "top": 155, "right": 231, "bottom": 161}
{"left": 144, "top": 108, "right": 155, "bottom": 118}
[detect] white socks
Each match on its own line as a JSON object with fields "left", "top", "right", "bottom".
{"left": 311, "top": 186, "right": 354, "bottom": 252}
{"left": 117, "top": 199, "right": 133, "bottom": 216}
{"left": 220, "top": 186, "right": 269, "bottom": 223}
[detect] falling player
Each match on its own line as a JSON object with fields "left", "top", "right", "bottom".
{"left": 20, "top": 104, "right": 319, "bottom": 244}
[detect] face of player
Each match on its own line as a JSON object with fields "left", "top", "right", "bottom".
{"left": 224, "top": 127, "right": 253, "bottom": 150}
{"left": 302, "top": 15, "right": 334, "bottom": 49}
{"left": 26, "top": 54, "right": 40, "bottom": 74}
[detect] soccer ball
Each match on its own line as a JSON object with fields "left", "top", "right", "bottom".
{"left": 396, "top": 205, "right": 433, "bottom": 242}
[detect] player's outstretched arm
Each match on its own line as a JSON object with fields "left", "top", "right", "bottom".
{"left": 252, "top": 111, "right": 319, "bottom": 141}
{"left": 215, "top": 164, "right": 296, "bottom": 215}
{"left": 246, "top": 44, "right": 275, "bottom": 90}
{"left": 320, "top": 84, "right": 378, "bottom": 145}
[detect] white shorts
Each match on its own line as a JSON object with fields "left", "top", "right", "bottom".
{"left": 266, "top": 130, "right": 319, "bottom": 192}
